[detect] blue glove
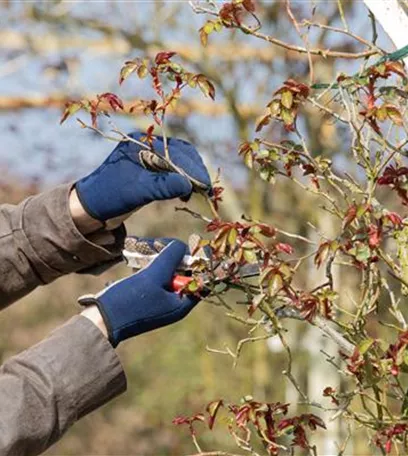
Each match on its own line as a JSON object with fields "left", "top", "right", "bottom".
{"left": 75, "top": 131, "right": 212, "bottom": 221}
{"left": 78, "top": 239, "right": 200, "bottom": 347}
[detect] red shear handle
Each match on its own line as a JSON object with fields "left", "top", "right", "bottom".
{"left": 171, "top": 275, "right": 193, "bottom": 293}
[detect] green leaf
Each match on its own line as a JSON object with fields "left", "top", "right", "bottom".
{"left": 358, "top": 338, "right": 375, "bottom": 355}
{"left": 60, "top": 101, "right": 83, "bottom": 124}
{"left": 260, "top": 267, "right": 273, "bottom": 283}
{"left": 187, "top": 73, "right": 197, "bottom": 88}
{"left": 242, "top": 240, "right": 257, "bottom": 249}
{"left": 137, "top": 64, "right": 148, "bottom": 79}
{"left": 259, "top": 167, "right": 275, "bottom": 183}
{"left": 355, "top": 244, "right": 371, "bottom": 262}
{"left": 255, "top": 114, "right": 271, "bottom": 132}
{"left": 244, "top": 151, "right": 253, "bottom": 169}
{"left": 243, "top": 249, "right": 257, "bottom": 264}
{"left": 281, "top": 90, "right": 293, "bottom": 109}
{"left": 214, "top": 20, "right": 223, "bottom": 32}
{"left": 376, "top": 63, "right": 387, "bottom": 76}
{"left": 280, "top": 108, "right": 295, "bottom": 126}
{"left": 376, "top": 106, "right": 388, "bottom": 122}
{"left": 206, "top": 400, "right": 223, "bottom": 430}
{"left": 268, "top": 274, "right": 283, "bottom": 296}
{"left": 119, "top": 60, "right": 139, "bottom": 84}
{"left": 279, "top": 264, "right": 292, "bottom": 279}
{"left": 196, "top": 75, "right": 216, "bottom": 100}
{"left": 187, "top": 279, "right": 200, "bottom": 293}
{"left": 387, "top": 106, "right": 403, "bottom": 126}
{"left": 268, "top": 99, "right": 281, "bottom": 117}
{"left": 199, "top": 28, "right": 208, "bottom": 47}
{"left": 227, "top": 228, "right": 238, "bottom": 246}
{"left": 203, "top": 21, "right": 215, "bottom": 34}
{"left": 258, "top": 149, "right": 270, "bottom": 158}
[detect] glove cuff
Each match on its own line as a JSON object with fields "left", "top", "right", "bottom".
{"left": 78, "top": 294, "right": 118, "bottom": 347}
{"left": 75, "top": 181, "right": 106, "bottom": 222}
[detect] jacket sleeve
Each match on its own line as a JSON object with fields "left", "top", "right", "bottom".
{"left": 0, "top": 183, "right": 126, "bottom": 310}
{"left": 0, "top": 315, "right": 127, "bottom": 456}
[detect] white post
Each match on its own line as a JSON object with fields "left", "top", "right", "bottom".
{"left": 363, "top": 0, "right": 408, "bottom": 64}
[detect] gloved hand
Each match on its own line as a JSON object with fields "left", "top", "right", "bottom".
{"left": 75, "top": 131, "right": 212, "bottom": 221}
{"left": 78, "top": 239, "right": 200, "bottom": 347}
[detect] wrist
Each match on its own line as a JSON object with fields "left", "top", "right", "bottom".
{"left": 81, "top": 305, "right": 109, "bottom": 339}
{"left": 69, "top": 187, "right": 105, "bottom": 235}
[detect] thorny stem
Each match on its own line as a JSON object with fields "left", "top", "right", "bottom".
{"left": 191, "top": 2, "right": 379, "bottom": 60}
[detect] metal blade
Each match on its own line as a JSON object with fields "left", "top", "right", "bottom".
{"left": 237, "top": 263, "right": 261, "bottom": 279}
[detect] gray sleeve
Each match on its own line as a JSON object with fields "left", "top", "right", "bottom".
{"left": 0, "top": 183, "right": 125, "bottom": 310}
{"left": 0, "top": 316, "right": 126, "bottom": 456}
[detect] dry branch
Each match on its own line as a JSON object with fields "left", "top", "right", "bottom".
{"left": 0, "top": 29, "right": 300, "bottom": 63}
{"left": 0, "top": 94, "right": 261, "bottom": 119}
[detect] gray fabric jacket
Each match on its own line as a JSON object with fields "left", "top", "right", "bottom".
{"left": 0, "top": 184, "right": 127, "bottom": 455}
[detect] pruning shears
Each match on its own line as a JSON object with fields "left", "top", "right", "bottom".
{"left": 122, "top": 236, "right": 261, "bottom": 293}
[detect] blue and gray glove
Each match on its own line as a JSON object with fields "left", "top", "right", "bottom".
{"left": 78, "top": 239, "right": 200, "bottom": 347}
{"left": 75, "top": 131, "right": 212, "bottom": 221}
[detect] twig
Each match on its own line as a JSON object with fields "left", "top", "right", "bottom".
{"left": 233, "top": 335, "right": 271, "bottom": 368}
{"left": 191, "top": 2, "right": 379, "bottom": 60}
{"left": 275, "top": 228, "right": 316, "bottom": 245}
{"left": 175, "top": 206, "right": 212, "bottom": 223}
{"left": 300, "top": 20, "right": 384, "bottom": 53}
{"left": 286, "top": 0, "right": 314, "bottom": 84}
{"left": 187, "top": 452, "right": 245, "bottom": 456}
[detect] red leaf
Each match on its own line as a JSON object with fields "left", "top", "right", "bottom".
{"left": 242, "top": 0, "right": 256, "bottom": 12}
{"left": 150, "top": 67, "right": 164, "bottom": 98}
{"left": 386, "top": 212, "right": 403, "bottom": 226}
{"left": 172, "top": 413, "right": 205, "bottom": 436}
{"left": 368, "top": 224, "right": 381, "bottom": 249}
{"left": 219, "top": 2, "right": 242, "bottom": 26}
{"left": 155, "top": 51, "right": 177, "bottom": 65}
{"left": 302, "top": 163, "right": 316, "bottom": 176}
{"left": 99, "top": 92, "right": 124, "bottom": 111}
{"left": 343, "top": 204, "right": 357, "bottom": 229}
{"left": 90, "top": 109, "right": 98, "bottom": 128}
{"left": 276, "top": 243, "right": 294, "bottom": 255}
{"left": 258, "top": 223, "right": 276, "bottom": 237}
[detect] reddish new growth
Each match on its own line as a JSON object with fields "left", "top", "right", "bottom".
{"left": 374, "top": 423, "right": 408, "bottom": 454}
{"left": 256, "top": 79, "right": 310, "bottom": 133}
{"left": 378, "top": 165, "right": 408, "bottom": 206}
{"left": 384, "top": 331, "right": 408, "bottom": 376}
{"left": 353, "top": 61, "right": 406, "bottom": 134}
{"left": 173, "top": 397, "right": 325, "bottom": 455}
{"left": 60, "top": 92, "right": 124, "bottom": 128}
{"left": 60, "top": 52, "right": 215, "bottom": 132}
{"left": 199, "top": 0, "right": 258, "bottom": 46}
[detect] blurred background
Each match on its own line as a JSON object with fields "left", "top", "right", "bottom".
{"left": 0, "top": 1, "right": 400, "bottom": 454}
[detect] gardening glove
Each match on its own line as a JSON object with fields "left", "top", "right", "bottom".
{"left": 75, "top": 131, "right": 212, "bottom": 222}
{"left": 78, "top": 239, "right": 200, "bottom": 347}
